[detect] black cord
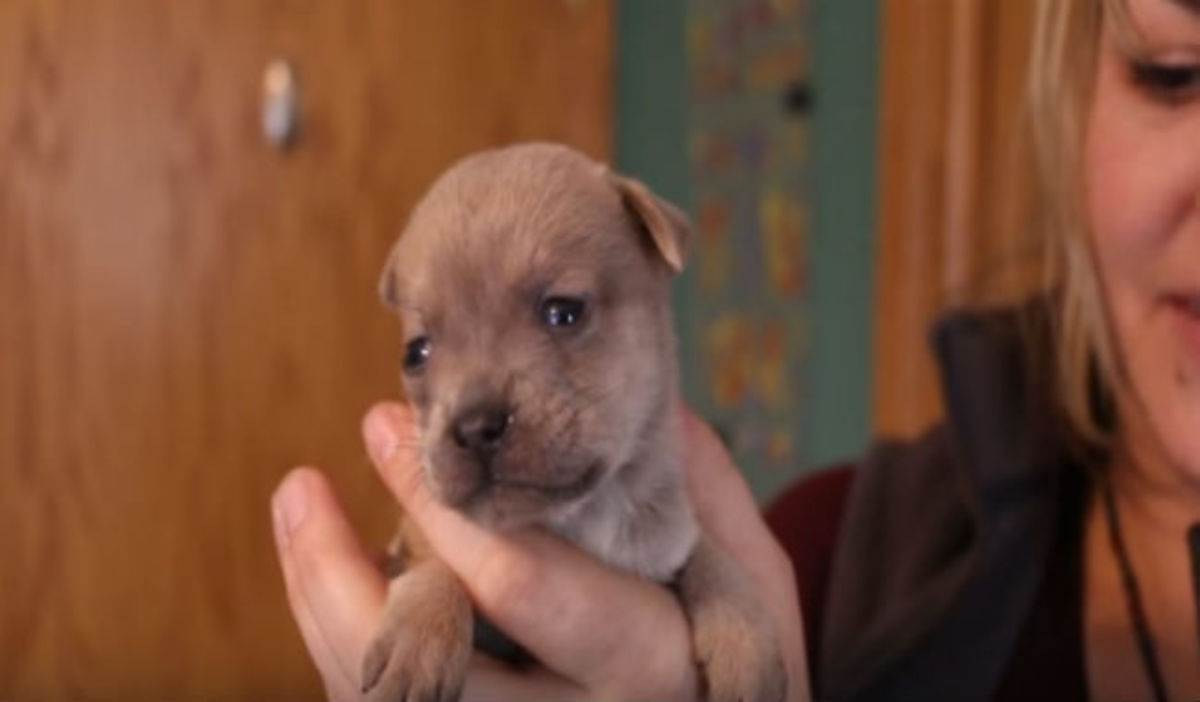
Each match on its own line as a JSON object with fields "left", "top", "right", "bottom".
{"left": 1188, "top": 524, "right": 1200, "bottom": 674}
{"left": 1101, "top": 479, "right": 1170, "bottom": 702}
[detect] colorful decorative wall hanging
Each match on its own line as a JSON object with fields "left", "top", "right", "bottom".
{"left": 685, "top": 0, "right": 811, "bottom": 496}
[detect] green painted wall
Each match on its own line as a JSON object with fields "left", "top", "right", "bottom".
{"left": 805, "top": 1, "right": 879, "bottom": 470}
{"left": 616, "top": 0, "right": 878, "bottom": 493}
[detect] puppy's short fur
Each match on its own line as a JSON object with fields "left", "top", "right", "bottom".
{"left": 370, "top": 143, "right": 786, "bottom": 702}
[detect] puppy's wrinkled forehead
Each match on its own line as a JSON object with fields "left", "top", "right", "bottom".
{"left": 392, "top": 144, "right": 641, "bottom": 317}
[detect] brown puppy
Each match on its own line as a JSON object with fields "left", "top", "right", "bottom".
{"left": 370, "top": 142, "right": 786, "bottom": 702}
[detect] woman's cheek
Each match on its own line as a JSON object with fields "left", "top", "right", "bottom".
{"left": 1084, "top": 45, "right": 1200, "bottom": 482}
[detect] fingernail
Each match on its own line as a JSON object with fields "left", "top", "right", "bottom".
{"left": 271, "top": 472, "right": 309, "bottom": 548}
{"left": 364, "top": 405, "right": 406, "bottom": 466}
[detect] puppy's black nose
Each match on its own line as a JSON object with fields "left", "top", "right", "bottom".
{"left": 452, "top": 404, "right": 514, "bottom": 455}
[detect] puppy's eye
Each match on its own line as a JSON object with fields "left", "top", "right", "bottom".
{"left": 403, "top": 336, "right": 431, "bottom": 373}
{"left": 540, "top": 297, "right": 586, "bottom": 328}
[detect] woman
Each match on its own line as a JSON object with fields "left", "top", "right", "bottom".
{"left": 271, "top": 0, "right": 1200, "bottom": 698}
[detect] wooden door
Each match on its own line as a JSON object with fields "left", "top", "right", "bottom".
{"left": 873, "top": 0, "right": 1036, "bottom": 438}
{"left": 0, "top": 1, "right": 611, "bottom": 698}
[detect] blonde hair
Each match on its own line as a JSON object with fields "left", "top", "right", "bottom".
{"left": 1026, "top": 0, "right": 1138, "bottom": 451}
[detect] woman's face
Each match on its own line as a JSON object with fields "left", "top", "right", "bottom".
{"left": 1085, "top": 0, "right": 1200, "bottom": 482}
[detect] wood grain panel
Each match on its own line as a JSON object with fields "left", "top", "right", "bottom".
{"left": 0, "top": 1, "right": 612, "bottom": 698}
{"left": 873, "top": 0, "right": 1035, "bottom": 439}
{"left": 873, "top": 0, "right": 952, "bottom": 439}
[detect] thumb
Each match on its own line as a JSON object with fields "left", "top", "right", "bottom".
{"left": 272, "top": 467, "right": 387, "bottom": 699}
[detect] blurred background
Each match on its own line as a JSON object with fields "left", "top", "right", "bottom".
{"left": 0, "top": 0, "right": 1036, "bottom": 698}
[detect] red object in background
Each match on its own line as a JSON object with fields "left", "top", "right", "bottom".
{"left": 765, "top": 464, "right": 856, "bottom": 690}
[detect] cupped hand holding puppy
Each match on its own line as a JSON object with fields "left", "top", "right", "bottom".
{"left": 272, "top": 401, "right": 811, "bottom": 702}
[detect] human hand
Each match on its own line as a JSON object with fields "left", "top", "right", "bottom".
{"left": 271, "top": 402, "right": 810, "bottom": 701}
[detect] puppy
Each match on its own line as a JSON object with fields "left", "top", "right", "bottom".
{"left": 369, "top": 142, "right": 786, "bottom": 702}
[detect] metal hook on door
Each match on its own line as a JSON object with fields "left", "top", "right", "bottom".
{"left": 262, "top": 59, "right": 301, "bottom": 151}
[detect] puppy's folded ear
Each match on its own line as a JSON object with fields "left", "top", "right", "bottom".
{"left": 607, "top": 173, "right": 691, "bottom": 274}
{"left": 378, "top": 243, "right": 402, "bottom": 310}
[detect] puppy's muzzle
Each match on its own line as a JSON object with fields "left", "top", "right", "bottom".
{"left": 451, "top": 402, "right": 514, "bottom": 460}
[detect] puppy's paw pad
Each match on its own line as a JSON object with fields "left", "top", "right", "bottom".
{"left": 360, "top": 615, "right": 470, "bottom": 702}
{"left": 692, "top": 601, "right": 787, "bottom": 702}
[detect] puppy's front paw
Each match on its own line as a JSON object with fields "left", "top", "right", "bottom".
{"left": 361, "top": 567, "right": 473, "bottom": 702}
{"left": 691, "top": 597, "right": 787, "bottom": 702}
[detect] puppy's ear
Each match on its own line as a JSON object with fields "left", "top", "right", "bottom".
{"left": 607, "top": 172, "right": 691, "bottom": 274}
{"left": 378, "top": 243, "right": 402, "bottom": 310}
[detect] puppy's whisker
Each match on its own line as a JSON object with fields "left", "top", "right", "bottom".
{"left": 386, "top": 439, "right": 424, "bottom": 448}
{"left": 378, "top": 438, "right": 424, "bottom": 454}
{"left": 372, "top": 441, "right": 424, "bottom": 464}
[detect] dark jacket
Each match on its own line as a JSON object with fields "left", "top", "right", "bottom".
{"left": 769, "top": 302, "right": 1088, "bottom": 701}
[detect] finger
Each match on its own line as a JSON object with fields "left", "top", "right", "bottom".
{"left": 273, "top": 469, "right": 362, "bottom": 701}
{"left": 679, "top": 406, "right": 812, "bottom": 701}
{"left": 679, "top": 405, "right": 784, "bottom": 571}
{"left": 362, "top": 403, "right": 697, "bottom": 701}
{"left": 461, "top": 655, "right": 587, "bottom": 702}
{"left": 275, "top": 545, "right": 351, "bottom": 702}
{"left": 463, "top": 531, "right": 696, "bottom": 700}
{"left": 361, "top": 404, "right": 517, "bottom": 592}
{"left": 273, "top": 467, "right": 387, "bottom": 698}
